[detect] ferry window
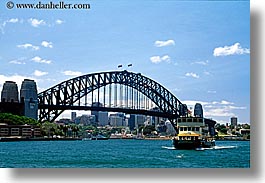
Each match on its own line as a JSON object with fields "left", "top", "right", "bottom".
{"left": 180, "top": 127, "right": 183, "bottom": 131}
{"left": 195, "top": 127, "right": 200, "bottom": 131}
{"left": 188, "top": 127, "right": 191, "bottom": 131}
{"left": 183, "top": 127, "right": 187, "bottom": 131}
{"left": 187, "top": 118, "right": 192, "bottom": 122}
{"left": 198, "top": 118, "right": 203, "bottom": 122}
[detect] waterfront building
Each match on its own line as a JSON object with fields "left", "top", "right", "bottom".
{"left": 0, "top": 123, "right": 41, "bottom": 137}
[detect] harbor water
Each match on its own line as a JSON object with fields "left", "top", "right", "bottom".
{"left": 0, "top": 140, "right": 250, "bottom": 168}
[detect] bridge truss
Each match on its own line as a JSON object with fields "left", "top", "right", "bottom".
{"left": 38, "top": 70, "right": 188, "bottom": 127}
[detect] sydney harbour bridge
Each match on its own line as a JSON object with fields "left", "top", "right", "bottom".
{"left": 1, "top": 70, "right": 211, "bottom": 133}
{"left": 37, "top": 70, "right": 190, "bottom": 129}
{"left": 0, "top": 69, "right": 217, "bottom": 137}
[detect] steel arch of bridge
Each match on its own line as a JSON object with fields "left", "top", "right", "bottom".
{"left": 38, "top": 70, "right": 187, "bottom": 122}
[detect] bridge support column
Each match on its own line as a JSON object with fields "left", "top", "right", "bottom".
{"left": 20, "top": 79, "right": 38, "bottom": 120}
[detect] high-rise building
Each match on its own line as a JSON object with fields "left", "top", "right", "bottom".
{"left": 150, "top": 107, "right": 161, "bottom": 126}
{"left": 135, "top": 114, "right": 146, "bottom": 128}
{"left": 80, "top": 115, "right": 90, "bottom": 125}
{"left": 91, "top": 102, "right": 103, "bottom": 124}
{"left": 128, "top": 114, "right": 136, "bottom": 130}
{"left": 20, "top": 79, "right": 38, "bottom": 120}
{"left": 98, "top": 111, "right": 109, "bottom": 126}
{"left": 1, "top": 81, "right": 19, "bottom": 103}
{"left": 109, "top": 115, "right": 123, "bottom": 127}
{"left": 231, "top": 117, "right": 238, "bottom": 126}
{"left": 79, "top": 114, "right": 96, "bottom": 126}
{"left": 71, "top": 112, "right": 77, "bottom": 122}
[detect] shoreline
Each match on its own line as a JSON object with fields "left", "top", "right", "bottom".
{"left": 0, "top": 137, "right": 82, "bottom": 142}
{"left": 0, "top": 136, "right": 250, "bottom": 142}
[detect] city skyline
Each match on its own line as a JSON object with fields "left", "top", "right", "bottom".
{"left": 0, "top": 0, "right": 250, "bottom": 124}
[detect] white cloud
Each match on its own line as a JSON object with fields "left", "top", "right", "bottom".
{"left": 182, "top": 100, "right": 210, "bottom": 107}
{"left": 220, "top": 100, "right": 234, "bottom": 105}
{"left": 31, "top": 56, "right": 52, "bottom": 64}
{"left": 185, "top": 72, "right": 199, "bottom": 79}
{"left": 154, "top": 40, "right": 175, "bottom": 47}
{"left": 41, "top": 41, "right": 53, "bottom": 48}
{"left": 62, "top": 70, "right": 83, "bottom": 76}
{"left": 182, "top": 100, "right": 246, "bottom": 118}
{"left": 9, "top": 60, "right": 26, "bottom": 65}
{"left": 227, "top": 106, "right": 246, "bottom": 110}
{"left": 213, "top": 43, "right": 250, "bottom": 57}
{"left": 204, "top": 108, "right": 235, "bottom": 117}
{"left": 150, "top": 55, "right": 171, "bottom": 64}
{"left": 207, "top": 90, "right": 216, "bottom": 94}
{"left": 7, "top": 18, "right": 19, "bottom": 23}
{"left": 150, "top": 56, "right": 161, "bottom": 63}
{"left": 212, "top": 100, "right": 234, "bottom": 105}
{"left": 33, "top": 70, "right": 48, "bottom": 77}
{"left": 28, "top": 18, "right": 46, "bottom": 27}
{"left": 161, "top": 55, "right": 170, "bottom": 62}
{"left": 1, "top": 18, "right": 21, "bottom": 34}
{"left": 191, "top": 60, "right": 209, "bottom": 65}
{"left": 55, "top": 19, "right": 64, "bottom": 25}
{"left": 9, "top": 57, "right": 27, "bottom": 65}
{"left": 2, "top": 18, "right": 20, "bottom": 27}
{"left": 17, "top": 43, "right": 39, "bottom": 50}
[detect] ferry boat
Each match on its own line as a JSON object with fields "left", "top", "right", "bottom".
{"left": 172, "top": 117, "right": 215, "bottom": 150}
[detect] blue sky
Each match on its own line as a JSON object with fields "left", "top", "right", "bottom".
{"left": 0, "top": 0, "right": 250, "bottom": 124}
